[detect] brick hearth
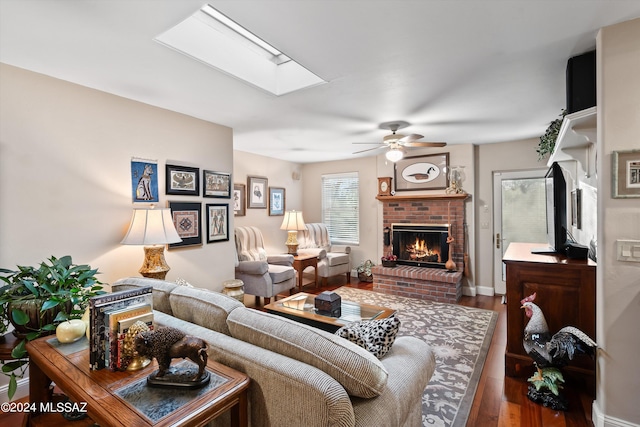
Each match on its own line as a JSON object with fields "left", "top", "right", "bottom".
{"left": 374, "top": 194, "right": 468, "bottom": 303}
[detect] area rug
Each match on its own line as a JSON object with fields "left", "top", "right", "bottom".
{"left": 334, "top": 287, "right": 498, "bottom": 427}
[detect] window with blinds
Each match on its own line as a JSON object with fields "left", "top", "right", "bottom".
{"left": 321, "top": 172, "right": 359, "bottom": 245}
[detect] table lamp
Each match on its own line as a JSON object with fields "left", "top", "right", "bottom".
{"left": 280, "top": 210, "right": 306, "bottom": 255}
{"left": 121, "top": 206, "right": 182, "bottom": 280}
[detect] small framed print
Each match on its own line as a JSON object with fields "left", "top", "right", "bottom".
{"left": 233, "top": 183, "right": 246, "bottom": 216}
{"left": 203, "top": 170, "right": 231, "bottom": 198}
{"left": 206, "top": 204, "right": 229, "bottom": 243}
{"left": 247, "top": 176, "right": 268, "bottom": 209}
{"left": 613, "top": 150, "right": 640, "bottom": 198}
{"left": 269, "top": 187, "right": 285, "bottom": 216}
{"left": 168, "top": 201, "right": 202, "bottom": 248}
{"left": 166, "top": 164, "right": 200, "bottom": 196}
{"left": 394, "top": 153, "right": 449, "bottom": 191}
{"left": 131, "top": 158, "right": 159, "bottom": 203}
{"left": 571, "top": 188, "right": 582, "bottom": 229}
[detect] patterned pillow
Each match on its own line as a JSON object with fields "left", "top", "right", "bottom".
{"left": 335, "top": 315, "right": 401, "bottom": 359}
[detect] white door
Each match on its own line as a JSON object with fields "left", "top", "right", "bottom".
{"left": 493, "top": 169, "right": 547, "bottom": 294}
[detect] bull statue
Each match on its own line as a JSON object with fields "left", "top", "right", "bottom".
{"left": 134, "top": 326, "right": 208, "bottom": 382}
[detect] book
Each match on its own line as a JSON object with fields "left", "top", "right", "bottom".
{"left": 116, "top": 312, "right": 154, "bottom": 370}
{"left": 89, "top": 286, "right": 153, "bottom": 370}
{"left": 104, "top": 304, "right": 152, "bottom": 370}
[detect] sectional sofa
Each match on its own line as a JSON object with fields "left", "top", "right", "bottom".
{"left": 112, "top": 277, "right": 436, "bottom": 427}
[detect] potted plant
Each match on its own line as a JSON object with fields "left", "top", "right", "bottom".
{"left": 0, "top": 255, "right": 104, "bottom": 399}
{"left": 356, "top": 259, "right": 375, "bottom": 282}
{"left": 536, "top": 109, "right": 567, "bottom": 160}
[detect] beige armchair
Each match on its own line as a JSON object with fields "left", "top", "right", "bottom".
{"left": 234, "top": 226, "right": 296, "bottom": 305}
{"left": 297, "top": 223, "right": 351, "bottom": 286}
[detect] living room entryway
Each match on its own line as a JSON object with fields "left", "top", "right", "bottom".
{"left": 492, "top": 169, "right": 547, "bottom": 294}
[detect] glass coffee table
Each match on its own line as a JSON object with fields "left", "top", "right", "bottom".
{"left": 264, "top": 292, "right": 396, "bottom": 332}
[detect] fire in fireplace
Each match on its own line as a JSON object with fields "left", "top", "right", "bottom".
{"left": 392, "top": 224, "right": 449, "bottom": 268}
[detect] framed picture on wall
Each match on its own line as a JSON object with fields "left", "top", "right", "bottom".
{"left": 203, "top": 170, "right": 231, "bottom": 198}
{"left": 166, "top": 164, "right": 200, "bottom": 196}
{"left": 613, "top": 150, "right": 640, "bottom": 198}
{"left": 167, "top": 201, "right": 202, "bottom": 248}
{"left": 131, "top": 158, "right": 159, "bottom": 203}
{"left": 269, "top": 187, "right": 285, "bottom": 216}
{"left": 394, "top": 153, "right": 449, "bottom": 191}
{"left": 206, "top": 204, "right": 229, "bottom": 243}
{"left": 247, "top": 176, "right": 268, "bottom": 208}
{"left": 233, "top": 183, "right": 246, "bottom": 216}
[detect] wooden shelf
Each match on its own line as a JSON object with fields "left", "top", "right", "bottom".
{"left": 548, "top": 107, "right": 597, "bottom": 178}
{"left": 376, "top": 193, "right": 469, "bottom": 202}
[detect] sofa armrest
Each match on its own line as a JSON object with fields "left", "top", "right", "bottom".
{"left": 267, "top": 254, "right": 294, "bottom": 266}
{"left": 236, "top": 260, "right": 269, "bottom": 275}
{"left": 329, "top": 245, "right": 351, "bottom": 254}
{"left": 297, "top": 248, "right": 327, "bottom": 259}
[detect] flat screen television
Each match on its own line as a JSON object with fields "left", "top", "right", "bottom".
{"left": 532, "top": 162, "right": 567, "bottom": 254}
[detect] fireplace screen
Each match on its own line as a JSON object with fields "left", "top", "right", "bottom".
{"left": 392, "top": 224, "right": 449, "bottom": 268}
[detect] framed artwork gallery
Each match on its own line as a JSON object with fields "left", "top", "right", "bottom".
{"left": 206, "top": 204, "right": 229, "bottom": 243}
{"left": 394, "top": 153, "right": 450, "bottom": 191}
{"left": 167, "top": 201, "right": 202, "bottom": 248}
{"left": 233, "top": 183, "right": 246, "bottom": 216}
{"left": 269, "top": 187, "right": 285, "bottom": 216}
{"left": 247, "top": 176, "right": 268, "bottom": 209}
{"left": 166, "top": 164, "right": 200, "bottom": 196}
{"left": 203, "top": 170, "right": 231, "bottom": 198}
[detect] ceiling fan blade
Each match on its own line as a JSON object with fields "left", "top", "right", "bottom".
{"left": 352, "top": 142, "right": 385, "bottom": 145}
{"left": 353, "top": 146, "right": 386, "bottom": 154}
{"left": 402, "top": 141, "right": 447, "bottom": 148}
{"left": 398, "top": 133, "right": 424, "bottom": 143}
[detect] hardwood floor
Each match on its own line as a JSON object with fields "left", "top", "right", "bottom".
{"left": 1, "top": 275, "right": 594, "bottom": 427}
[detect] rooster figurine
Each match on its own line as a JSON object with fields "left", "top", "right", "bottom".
{"left": 521, "top": 293, "right": 596, "bottom": 410}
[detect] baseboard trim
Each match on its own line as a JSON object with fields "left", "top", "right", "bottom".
{"left": 476, "top": 286, "right": 495, "bottom": 297}
{"left": 0, "top": 376, "right": 29, "bottom": 404}
{"left": 593, "top": 401, "right": 640, "bottom": 427}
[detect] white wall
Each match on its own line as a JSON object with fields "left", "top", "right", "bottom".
{"left": 233, "top": 150, "right": 303, "bottom": 253}
{"left": 594, "top": 18, "right": 640, "bottom": 426}
{"left": 475, "top": 138, "right": 546, "bottom": 294}
{"left": 0, "top": 64, "right": 236, "bottom": 289}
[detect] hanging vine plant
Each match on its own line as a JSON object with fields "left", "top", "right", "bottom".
{"left": 536, "top": 109, "right": 567, "bottom": 161}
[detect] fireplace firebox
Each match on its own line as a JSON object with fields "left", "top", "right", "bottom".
{"left": 392, "top": 224, "right": 449, "bottom": 269}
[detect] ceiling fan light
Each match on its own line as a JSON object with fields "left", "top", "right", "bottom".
{"left": 385, "top": 148, "right": 404, "bottom": 162}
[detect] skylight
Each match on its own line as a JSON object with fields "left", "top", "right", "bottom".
{"left": 155, "top": 4, "right": 326, "bottom": 96}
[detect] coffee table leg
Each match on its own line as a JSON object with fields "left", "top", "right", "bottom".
{"left": 28, "top": 357, "right": 53, "bottom": 417}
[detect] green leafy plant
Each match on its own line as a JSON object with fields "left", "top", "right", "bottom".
{"left": 528, "top": 367, "right": 565, "bottom": 396}
{"left": 356, "top": 259, "right": 375, "bottom": 277}
{"left": 0, "top": 255, "right": 104, "bottom": 399}
{"left": 537, "top": 109, "right": 567, "bottom": 161}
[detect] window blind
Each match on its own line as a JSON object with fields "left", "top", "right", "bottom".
{"left": 321, "top": 172, "right": 359, "bottom": 245}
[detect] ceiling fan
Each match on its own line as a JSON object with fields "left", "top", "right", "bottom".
{"left": 352, "top": 121, "right": 446, "bottom": 162}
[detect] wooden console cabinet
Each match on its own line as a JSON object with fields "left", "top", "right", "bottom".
{"left": 503, "top": 242, "right": 596, "bottom": 390}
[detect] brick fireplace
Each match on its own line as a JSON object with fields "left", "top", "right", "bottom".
{"left": 373, "top": 193, "right": 468, "bottom": 303}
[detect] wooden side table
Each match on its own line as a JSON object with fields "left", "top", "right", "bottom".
{"left": 26, "top": 336, "right": 249, "bottom": 427}
{"left": 293, "top": 254, "right": 318, "bottom": 291}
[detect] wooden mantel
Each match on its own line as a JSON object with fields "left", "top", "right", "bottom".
{"left": 376, "top": 193, "right": 469, "bottom": 202}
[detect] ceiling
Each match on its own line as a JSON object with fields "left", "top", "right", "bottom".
{"left": 1, "top": 1, "right": 639, "bottom": 164}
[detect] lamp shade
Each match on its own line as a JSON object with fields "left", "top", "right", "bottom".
{"left": 280, "top": 210, "right": 306, "bottom": 231}
{"left": 121, "top": 208, "right": 182, "bottom": 245}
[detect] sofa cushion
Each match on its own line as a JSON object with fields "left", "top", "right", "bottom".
{"left": 112, "top": 277, "right": 177, "bottom": 316}
{"left": 169, "top": 286, "right": 243, "bottom": 336}
{"left": 235, "top": 226, "right": 268, "bottom": 261}
{"left": 227, "top": 307, "right": 388, "bottom": 398}
{"left": 336, "top": 315, "right": 401, "bottom": 359}
{"left": 268, "top": 264, "right": 296, "bottom": 284}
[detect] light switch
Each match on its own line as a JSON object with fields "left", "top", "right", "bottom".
{"left": 617, "top": 240, "right": 640, "bottom": 262}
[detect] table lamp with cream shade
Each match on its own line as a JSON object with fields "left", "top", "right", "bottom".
{"left": 280, "top": 210, "right": 307, "bottom": 255}
{"left": 121, "top": 206, "right": 182, "bottom": 280}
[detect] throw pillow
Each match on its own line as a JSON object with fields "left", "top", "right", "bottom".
{"left": 335, "top": 315, "right": 401, "bottom": 359}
